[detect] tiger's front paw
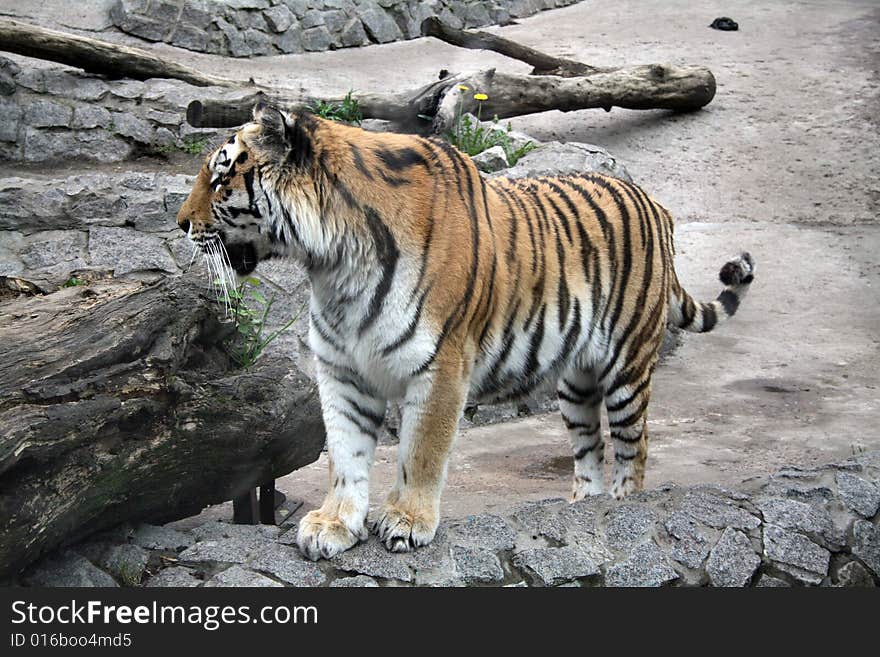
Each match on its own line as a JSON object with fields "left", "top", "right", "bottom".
{"left": 297, "top": 509, "right": 367, "bottom": 561}
{"left": 372, "top": 503, "right": 438, "bottom": 553}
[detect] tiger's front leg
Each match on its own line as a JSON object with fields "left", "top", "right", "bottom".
{"left": 297, "top": 361, "right": 386, "bottom": 560}
{"left": 374, "top": 353, "right": 469, "bottom": 552}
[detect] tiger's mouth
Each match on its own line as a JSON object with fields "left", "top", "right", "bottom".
{"left": 223, "top": 241, "right": 258, "bottom": 276}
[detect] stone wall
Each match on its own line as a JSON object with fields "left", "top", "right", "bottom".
{"left": 19, "top": 451, "right": 880, "bottom": 587}
{"left": 109, "top": 0, "right": 583, "bottom": 57}
{"left": 0, "top": 56, "right": 233, "bottom": 165}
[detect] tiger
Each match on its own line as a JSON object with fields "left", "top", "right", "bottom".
{"left": 176, "top": 103, "right": 755, "bottom": 561}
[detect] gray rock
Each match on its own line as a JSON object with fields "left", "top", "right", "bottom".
{"left": 284, "top": 0, "right": 310, "bottom": 18}
{"left": 706, "top": 528, "right": 760, "bottom": 587}
{"left": 605, "top": 542, "right": 679, "bottom": 587}
{"left": 181, "top": 1, "right": 213, "bottom": 29}
{"left": 491, "top": 141, "right": 632, "bottom": 183}
{"left": 145, "top": 566, "right": 202, "bottom": 587}
{"left": 179, "top": 539, "right": 262, "bottom": 564}
{"left": 463, "top": 2, "right": 492, "bottom": 28}
{"left": 131, "top": 524, "right": 194, "bottom": 551}
{"left": 449, "top": 513, "right": 516, "bottom": 551}
{"left": 301, "top": 9, "right": 325, "bottom": 28}
{"left": 191, "top": 520, "right": 281, "bottom": 543}
{"left": 330, "top": 575, "right": 380, "bottom": 587}
{"left": 756, "top": 574, "right": 790, "bottom": 587}
{"left": 679, "top": 490, "right": 761, "bottom": 531}
{"left": 359, "top": 2, "right": 403, "bottom": 43}
{"left": 44, "top": 73, "right": 109, "bottom": 102}
{"left": 301, "top": 26, "right": 333, "bottom": 51}
{"left": 472, "top": 145, "right": 509, "bottom": 173}
{"left": 275, "top": 24, "right": 304, "bottom": 52}
{"left": 852, "top": 520, "right": 880, "bottom": 577}
{"left": 836, "top": 472, "right": 880, "bottom": 518}
{"left": 111, "top": 112, "right": 154, "bottom": 144}
{"left": 88, "top": 227, "right": 178, "bottom": 276}
{"left": 452, "top": 546, "right": 505, "bottom": 584}
{"left": 26, "top": 99, "right": 72, "bottom": 128}
{"left": 172, "top": 25, "right": 211, "bottom": 52}
{"left": 19, "top": 230, "right": 89, "bottom": 285}
{"left": 338, "top": 18, "right": 368, "bottom": 47}
{"left": 0, "top": 98, "right": 21, "bottom": 141}
{"left": 763, "top": 524, "right": 831, "bottom": 585}
{"left": 510, "top": 498, "right": 566, "bottom": 541}
{"left": 331, "top": 538, "right": 413, "bottom": 582}
{"left": 665, "top": 511, "right": 710, "bottom": 569}
{"left": 513, "top": 545, "right": 600, "bottom": 586}
{"left": 322, "top": 9, "right": 349, "bottom": 34}
{"left": 835, "top": 560, "right": 875, "bottom": 587}
{"left": 25, "top": 551, "right": 119, "bottom": 587}
{"left": 244, "top": 28, "right": 276, "bottom": 55}
{"left": 757, "top": 497, "right": 845, "bottom": 550}
{"left": 246, "top": 543, "right": 325, "bottom": 586}
{"left": 86, "top": 543, "right": 149, "bottom": 585}
{"left": 178, "top": 523, "right": 279, "bottom": 564}
{"left": 216, "top": 18, "right": 252, "bottom": 57}
{"left": 205, "top": 565, "right": 283, "bottom": 587}
{"left": 72, "top": 106, "right": 112, "bottom": 130}
{"left": 108, "top": 79, "right": 146, "bottom": 100}
{"left": 263, "top": 4, "right": 295, "bottom": 32}
{"left": 603, "top": 503, "right": 658, "bottom": 551}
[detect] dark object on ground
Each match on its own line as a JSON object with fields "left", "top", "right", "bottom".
{"left": 710, "top": 17, "right": 739, "bottom": 31}
{"left": 0, "top": 276, "right": 325, "bottom": 579}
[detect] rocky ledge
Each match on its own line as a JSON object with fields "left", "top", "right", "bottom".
{"left": 18, "top": 451, "right": 880, "bottom": 587}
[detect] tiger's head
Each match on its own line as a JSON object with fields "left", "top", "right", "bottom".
{"left": 176, "top": 103, "right": 330, "bottom": 284}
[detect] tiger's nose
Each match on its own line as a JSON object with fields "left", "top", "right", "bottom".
{"left": 178, "top": 218, "right": 191, "bottom": 234}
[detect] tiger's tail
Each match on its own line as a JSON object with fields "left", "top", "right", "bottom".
{"left": 668, "top": 252, "right": 755, "bottom": 333}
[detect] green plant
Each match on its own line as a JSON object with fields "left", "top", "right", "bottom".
{"left": 444, "top": 89, "right": 535, "bottom": 165}
{"left": 157, "top": 135, "right": 209, "bottom": 155}
{"left": 62, "top": 276, "right": 86, "bottom": 287}
{"left": 216, "top": 276, "right": 304, "bottom": 369}
{"left": 309, "top": 90, "right": 363, "bottom": 125}
{"left": 178, "top": 135, "right": 210, "bottom": 155}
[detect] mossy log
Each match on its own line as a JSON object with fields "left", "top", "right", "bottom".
{"left": 0, "top": 276, "right": 324, "bottom": 579}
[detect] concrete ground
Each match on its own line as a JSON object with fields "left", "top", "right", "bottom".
{"left": 4, "top": 0, "right": 878, "bottom": 521}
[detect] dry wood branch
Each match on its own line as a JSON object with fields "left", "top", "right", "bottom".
{"left": 0, "top": 19, "right": 235, "bottom": 87}
{"left": 420, "top": 16, "right": 600, "bottom": 77}
{"left": 187, "top": 66, "right": 714, "bottom": 136}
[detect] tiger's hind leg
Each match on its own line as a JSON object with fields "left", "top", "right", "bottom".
{"left": 603, "top": 369, "right": 654, "bottom": 499}
{"left": 558, "top": 368, "right": 605, "bottom": 500}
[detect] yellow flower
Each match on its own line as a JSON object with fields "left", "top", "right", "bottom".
{"left": 473, "top": 93, "right": 489, "bottom": 101}
{"left": 458, "top": 85, "right": 470, "bottom": 91}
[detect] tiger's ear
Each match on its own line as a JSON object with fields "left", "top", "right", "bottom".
{"left": 251, "top": 103, "right": 313, "bottom": 169}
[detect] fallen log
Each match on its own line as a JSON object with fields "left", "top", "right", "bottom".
{"left": 0, "top": 19, "right": 235, "bottom": 87}
{"left": 420, "top": 16, "right": 601, "bottom": 77}
{"left": 186, "top": 64, "right": 715, "bottom": 135}
{"left": 0, "top": 276, "right": 325, "bottom": 579}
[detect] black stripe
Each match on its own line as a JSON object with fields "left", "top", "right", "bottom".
{"left": 574, "top": 442, "right": 601, "bottom": 460}
{"left": 338, "top": 409, "right": 378, "bottom": 440}
{"left": 701, "top": 303, "right": 718, "bottom": 331}
{"left": 374, "top": 146, "right": 428, "bottom": 172}
{"left": 717, "top": 289, "right": 739, "bottom": 316}
{"left": 359, "top": 208, "right": 400, "bottom": 335}
{"left": 382, "top": 287, "right": 430, "bottom": 355}
{"left": 350, "top": 144, "right": 374, "bottom": 180}
{"left": 344, "top": 398, "right": 385, "bottom": 427}
{"left": 605, "top": 377, "right": 651, "bottom": 413}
